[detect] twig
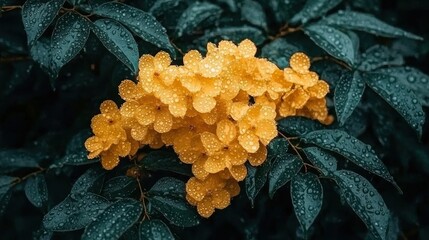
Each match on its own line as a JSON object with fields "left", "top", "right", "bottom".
{"left": 11, "top": 167, "right": 46, "bottom": 186}
{"left": 0, "top": 56, "right": 31, "bottom": 63}
{"left": 1, "top": 5, "right": 21, "bottom": 12}
{"left": 136, "top": 177, "right": 150, "bottom": 221}
{"left": 278, "top": 131, "right": 307, "bottom": 172}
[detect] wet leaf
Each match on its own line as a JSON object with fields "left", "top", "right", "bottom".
{"left": 277, "top": 116, "right": 324, "bottom": 136}
{"left": 149, "top": 0, "right": 181, "bottom": 17}
{"left": 50, "top": 12, "right": 90, "bottom": 78}
{"left": 241, "top": 0, "right": 267, "bottom": 30}
{"left": 334, "top": 170, "right": 390, "bottom": 240}
{"left": 245, "top": 159, "right": 272, "bottom": 206}
{"left": 139, "top": 219, "right": 174, "bottom": 240}
{"left": 196, "top": 26, "right": 266, "bottom": 46}
{"left": 304, "top": 23, "right": 356, "bottom": 66}
{"left": 0, "top": 149, "right": 39, "bottom": 173}
{"left": 302, "top": 129, "right": 399, "bottom": 190}
{"left": 93, "top": 2, "right": 175, "bottom": 56}
{"left": 323, "top": 10, "right": 422, "bottom": 40}
{"left": 24, "top": 174, "right": 48, "bottom": 208}
{"left": 30, "top": 37, "right": 51, "bottom": 71}
{"left": 378, "top": 67, "right": 429, "bottom": 106}
{"left": 52, "top": 130, "right": 95, "bottom": 167}
{"left": 92, "top": 19, "right": 139, "bottom": 74}
{"left": 71, "top": 166, "right": 106, "bottom": 195}
{"left": 291, "top": 173, "right": 323, "bottom": 231}
{"left": 176, "top": 2, "right": 222, "bottom": 37}
{"left": 303, "top": 147, "right": 337, "bottom": 176}
{"left": 82, "top": 198, "right": 142, "bottom": 240}
{"left": 0, "top": 176, "right": 14, "bottom": 216}
{"left": 101, "top": 176, "right": 137, "bottom": 200}
{"left": 147, "top": 177, "right": 199, "bottom": 227}
{"left": 43, "top": 193, "right": 110, "bottom": 231}
{"left": 142, "top": 150, "right": 191, "bottom": 176}
{"left": 334, "top": 71, "right": 365, "bottom": 125}
{"left": 291, "top": 0, "right": 342, "bottom": 24}
{"left": 365, "top": 72, "right": 425, "bottom": 137}
{"left": 268, "top": 153, "right": 303, "bottom": 198}
{"left": 21, "top": 0, "right": 66, "bottom": 45}
{"left": 261, "top": 38, "right": 301, "bottom": 68}
{"left": 358, "top": 45, "right": 404, "bottom": 71}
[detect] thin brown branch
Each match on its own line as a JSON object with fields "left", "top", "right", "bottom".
{"left": 11, "top": 167, "right": 46, "bottom": 186}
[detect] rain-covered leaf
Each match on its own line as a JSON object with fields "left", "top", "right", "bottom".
{"left": 92, "top": 19, "right": 139, "bottom": 74}
{"left": 365, "top": 72, "right": 425, "bottom": 137}
{"left": 268, "top": 153, "right": 303, "bottom": 198}
{"left": 291, "top": 173, "right": 323, "bottom": 231}
{"left": 241, "top": 0, "right": 267, "bottom": 30}
{"left": 0, "top": 176, "right": 15, "bottom": 216}
{"left": 21, "top": 0, "right": 66, "bottom": 45}
{"left": 267, "top": 138, "right": 290, "bottom": 159}
{"left": 71, "top": 167, "right": 106, "bottom": 195}
{"left": 277, "top": 116, "right": 324, "bottom": 136}
{"left": 50, "top": 12, "right": 90, "bottom": 78}
{"left": 52, "top": 130, "right": 95, "bottom": 167}
{"left": 82, "top": 198, "right": 142, "bottom": 240}
{"left": 0, "top": 149, "right": 39, "bottom": 173}
{"left": 334, "top": 71, "right": 365, "bottom": 125}
{"left": 176, "top": 2, "right": 222, "bottom": 37}
{"left": 93, "top": 2, "right": 175, "bottom": 56}
{"left": 32, "top": 225, "right": 53, "bottom": 240}
{"left": 291, "top": 0, "right": 342, "bottom": 24}
{"left": 139, "top": 219, "right": 174, "bottom": 240}
{"left": 30, "top": 37, "right": 51, "bottom": 71}
{"left": 304, "top": 23, "right": 356, "bottom": 66}
{"left": 142, "top": 150, "right": 191, "bottom": 176}
{"left": 43, "top": 193, "right": 110, "bottom": 231}
{"left": 303, "top": 147, "right": 337, "bottom": 176}
{"left": 147, "top": 177, "right": 199, "bottom": 227}
{"left": 101, "top": 176, "right": 137, "bottom": 200}
{"left": 196, "top": 26, "right": 266, "bottom": 46}
{"left": 302, "top": 129, "right": 399, "bottom": 189}
{"left": 334, "top": 170, "right": 390, "bottom": 240}
{"left": 261, "top": 38, "right": 301, "bottom": 68}
{"left": 24, "top": 174, "right": 48, "bottom": 208}
{"left": 149, "top": 0, "right": 181, "bottom": 17}
{"left": 267, "top": 0, "right": 306, "bottom": 23}
{"left": 358, "top": 45, "right": 404, "bottom": 71}
{"left": 378, "top": 67, "right": 429, "bottom": 106}
{"left": 323, "top": 10, "right": 422, "bottom": 40}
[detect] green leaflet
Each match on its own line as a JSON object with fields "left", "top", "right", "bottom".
{"left": 24, "top": 174, "right": 48, "bottom": 208}
{"left": 176, "top": 2, "right": 222, "bottom": 37}
{"left": 142, "top": 150, "right": 191, "bottom": 176}
{"left": 291, "top": 0, "right": 342, "bottom": 24}
{"left": 101, "top": 176, "right": 137, "bottom": 200}
{"left": 334, "top": 71, "right": 365, "bottom": 125}
{"left": 303, "top": 147, "right": 337, "bottom": 176}
{"left": 139, "top": 219, "right": 174, "bottom": 240}
{"left": 241, "top": 0, "right": 268, "bottom": 30}
{"left": 268, "top": 153, "right": 303, "bottom": 198}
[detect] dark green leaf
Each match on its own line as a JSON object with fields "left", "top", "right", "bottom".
{"left": 50, "top": 12, "right": 90, "bottom": 78}
{"left": 43, "top": 193, "right": 110, "bottom": 231}
{"left": 24, "top": 174, "right": 48, "bottom": 208}
{"left": 267, "top": 138, "right": 289, "bottom": 159}
{"left": 196, "top": 26, "right": 266, "bottom": 46}
{"left": 101, "top": 176, "right": 137, "bottom": 200}
{"left": 291, "top": 173, "right": 323, "bottom": 231}
{"left": 121, "top": 225, "right": 139, "bottom": 240}
{"left": 334, "top": 71, "right": 365, "bottom": 125}
{"left": 21, "top": 0, "right": 66, "bottom": 45}
{"left": 304, "top": 23, "right": 356, "bottom": 65}
{"left": 142, "top": 150, "right": 191, "bottom": 176}
{"left": 378, "top": 67, "right": 429, "bottom": 106}
{"left": 147, "top": 177, "right": 199, "bottom": 227}
{"left": 0, "top": 176, "right": 14, "bottom": 216}
{"left": 149, "top": 0, "right": 181, "bottom": 17}
{"left": 358, "top": 45, "right": 403, "bottom": 71}
{"left": 30, "top": 37, "right": 51, "bottom": 71}
{"left": 241, "top": 0, "right": 267, "bottom": 30}
{"left": 277, "top": 116, "right": 324, "bottom": 136}
{"left": 32, "top": 225, "right": 53, "bottom": 240}
{"left": 139, "top": 219, "right": 174, "bottom": 240}
{"left": 71, "top": 167, "right": 106, "bottom": 195}
{"left": 303, "top": 147, "right": 337, "bottom": 175}
{"left": 268, "top": 0, "right": 306, "bottom": 23}
{"left": 176, "top": 2, "right": 222, "bottom": 37}
{"left": 0, "top": 149, "right": 39, "bottom": 173}
{"left": 291, "top": 0, "right": 342, "bottom": 24}
{"left": 334, "top": 170, "right": 390, "bottom": 240}
{"left": 93, "top": 2, "right": 175, "bottom": 56}
{"left": 365, "top": 72, "right": 425, "bottom": 137}
{"left": 92, "top": 19, "right": 139, "bottom": 74}
{"left": 245, "top": 158, "right": 273, "bottom": 206}
{"left": 52, "top": 130, "right": 95, "bottom": 167}
{"left": 261, "top": 38, "right": 301, "bottom": 68}
{"left": 268, "top": 153, "right": 303, "bottom": 198}
{"left": 82, "top": 198, "right": 142, "bottom": 240}
{"left": 323, "top": 10, "right": 422, "bottom": 40}
{"left": 302, "top": 129, "right": 399, "bottom": 189}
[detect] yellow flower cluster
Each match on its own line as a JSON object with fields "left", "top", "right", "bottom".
{"left": 85, "top": 39, "right": 332, "bottom": 218}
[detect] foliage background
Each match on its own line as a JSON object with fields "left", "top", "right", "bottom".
{"left": 0, "top": 0, "right": 429, "bottom": 239}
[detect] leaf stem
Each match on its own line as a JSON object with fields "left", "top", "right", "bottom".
{"left": 11, "top": 167, "right": 46, "bottom": 186}
{"left": 278, "top": 131, "right": 307, "bottom": 172}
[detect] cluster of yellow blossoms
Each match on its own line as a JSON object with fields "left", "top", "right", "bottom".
{"left": 85, "top": 39, "right": 332, "bottom": 218}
